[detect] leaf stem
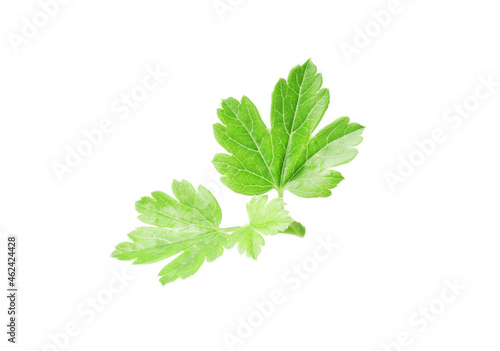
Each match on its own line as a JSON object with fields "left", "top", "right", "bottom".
{"left": 279, "top": 221, "right": 306, "bottom": 238}
{"left": 277, "top": 188, "right": 284, "bottom": 199}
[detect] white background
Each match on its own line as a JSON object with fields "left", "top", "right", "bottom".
{"left": 1, "top": 0, "right": 499, "bottom": 350}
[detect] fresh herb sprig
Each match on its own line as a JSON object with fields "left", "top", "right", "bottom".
{"left": 112, "top": 60, "right": 364, "bottom": 285}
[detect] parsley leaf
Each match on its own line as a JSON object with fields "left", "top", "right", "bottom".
{"left": 112, "top": 180, "right": 292, "bottom": 284}
{"left": 227, "top": 227, "right": 264, "bottom": 260}
{"left": 228, "top": 196, "right": 292, "bottom": 259}
{"left": 212, "top": 59, "right": 364, "bottom": 198}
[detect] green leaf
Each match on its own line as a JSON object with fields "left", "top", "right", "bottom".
{"left": 245, "top": 195, "right": 292, "bottom": 235}
{"left": 112, "top": 180, "right": 229, "bottom": 285}
{"left": 271, "top": 59, "right": 330, "bottom": 187}
{"left": 212, "top": 59, "right": 364, "bottom": 198}
{"left": 228, "top": 195, "right": 292, "bottom": 259}
{"left": 285, "top": 118, "right": 363, "bottom": 197}
{"left": 111, "top": 183, "right": 293, "bottom": 284}
{"left": 212, "top": 97, "right": 275, "bottom": 195}
{"left": 227, "top": 226, "right": 264, "bottom": 260}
